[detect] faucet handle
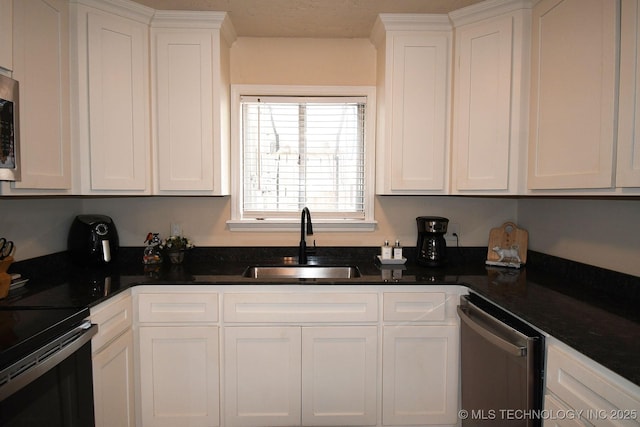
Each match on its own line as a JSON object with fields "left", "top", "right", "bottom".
{"left": 306, "top": 240, "right": 317, "bottom": 255}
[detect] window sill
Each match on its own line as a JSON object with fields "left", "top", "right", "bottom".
{"left": 226, "top": 219, "right": 377, "bottom": 232}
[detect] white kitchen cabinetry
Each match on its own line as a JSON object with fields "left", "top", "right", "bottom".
{"left": 1, "top": 0, "right": 72, "bottom": 194}
{"left": 70, "top": 0, "right": 153, "bottom": 194}
{"left": 617, "top": 0, "right": 640, "bottom": 188}
{"left": 223, "top": 292, "right": 378, "bottom": 427}
{"left": 151, "top": 12, "right": 235, "bottom": 195}
{"left": 370, "top": 14, "right": 452, "bottom": 194}
{"left": 0, "top": 0, "right": 11, "bottom": 71}
{"left": 545, "top": 339, "right": 640, "bottom": 427}
{"left": 137, "top": 290, "right": 220, "bottom": 427}
{"left": 90, "top": 291, "right": 135, "bottom": 427}
{"left": 450, "top": 0, "right": 531, "bottom": 194}
{"left": 528, "top": 0, "right": 618, "bottom": 190}
{"left": 382, "top": 292, "right": 460, "bottom": 426}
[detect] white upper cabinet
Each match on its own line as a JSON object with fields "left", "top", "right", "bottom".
{"left": 0, "top": 0, "right": 12, "bottom": 71}
{"left": 528, "top": 0, "right": 618, "bottom": 190}
{"left": 151, "top": 11, "right": 235, "bottom": 195}
{"left": 371, "top": 14, "right": 452, "bottom": 194}
{"left": 2, "top": 0, "right": 72, "bottom": 194}
{"left": 70, "top": 0, "right": 153, "bottom": 194}
{"left": 617, "top": 0, "right": 640, "bottom": 188}
{"left": 450, "top": 0, "right": 532, "bottom": 194}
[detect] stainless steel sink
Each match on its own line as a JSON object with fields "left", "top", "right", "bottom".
{"left": 242, "top": 265, "right": 361, "bottom": 279}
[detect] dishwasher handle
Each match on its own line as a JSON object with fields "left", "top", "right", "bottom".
{"left": 457, "top": 305, "right": 527, "bottom": 357}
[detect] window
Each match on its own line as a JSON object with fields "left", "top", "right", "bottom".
{"left": 229, "top": 85, "right": 376, "bottom": 231}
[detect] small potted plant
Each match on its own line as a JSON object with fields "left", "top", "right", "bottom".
{"left": 159, "top": 235, "right": 195, "bottom": 264}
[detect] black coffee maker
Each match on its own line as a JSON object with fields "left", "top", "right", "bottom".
{"left": 416, "top": 216, "right": 449, "bottom": 267}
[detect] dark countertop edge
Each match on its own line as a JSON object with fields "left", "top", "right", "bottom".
{"left": 5, "top": 246, "right": 640, "bottom": 387}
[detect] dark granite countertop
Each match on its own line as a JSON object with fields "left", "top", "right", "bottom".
{"left": 4, "top": 246, "right": 639, "bottom": 387}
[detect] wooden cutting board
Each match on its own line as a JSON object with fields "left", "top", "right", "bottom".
{"left": 486, "top": 222, "right": 528, "bottom": 264}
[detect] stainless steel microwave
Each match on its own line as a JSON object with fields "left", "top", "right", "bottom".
{"left": 0, "top": 74, "right": 20, "bottom": 181}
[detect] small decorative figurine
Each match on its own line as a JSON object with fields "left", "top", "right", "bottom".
{"left": 143, "top": 232, "right": 163, "bottom": 264}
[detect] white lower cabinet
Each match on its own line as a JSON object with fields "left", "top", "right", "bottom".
{"left": 224, "top": 326, "right": 302, "bottom": 427}
{"left": 222, "top": 291, "right": 380, "bottom": 426}
{"left": 382, "top": 291, "right": 460, "bottom": 426}
{"left": 132, "top": 286, "right": 463, "bottom": 427}
{"left": 139, "top": 326, "right": 220, "bottom": 427}
{"left": 92, "top": 329, "right": 135, "bottom": 427}
{"left": 224, "top": 326, "right": 378, "bottom": 426}
{"left": 544, "top": 339, "right": 640, "bottom": 427}
{"left": 90, "top": 291, "right": 135, "bottom": 427}
{"left": 136, "top": 289, "right": 220, "bottom": 427}
{"left": 382, "top": 325, "right": 459, "bottom": 425}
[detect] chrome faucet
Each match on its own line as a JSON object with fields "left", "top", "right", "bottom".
{"left": 299, "top": 207, "right": 314, "bottom": 264}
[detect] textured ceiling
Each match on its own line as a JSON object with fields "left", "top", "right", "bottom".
{"left": 131, "top": 0, "right": 484, "bottom": 38}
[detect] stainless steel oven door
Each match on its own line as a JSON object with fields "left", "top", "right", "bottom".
{"left": 0, "top": 321, "right": 97, "bottom": 426}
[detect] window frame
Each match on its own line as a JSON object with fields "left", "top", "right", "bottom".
{"left": 228, "top": 84, "right": 377, "bottom": 232}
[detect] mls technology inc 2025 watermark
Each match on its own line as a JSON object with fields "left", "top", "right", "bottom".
{"left": 458, "top": 409, "right": 638, "bottom": 422}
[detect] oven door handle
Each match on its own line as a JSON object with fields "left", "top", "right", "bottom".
{"left": 457, "top": 305, "right": 527, "bottom": 357}
{"left": 0, "top": 321, "right": 98, "bottom": 401}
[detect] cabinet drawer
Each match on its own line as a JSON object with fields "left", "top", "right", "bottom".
{"left": 383, "top": 292, "right": 446, "bottom": 322}
{"left": 90, "top": 292, "right": 133, "bottom": 353}
{"left": 224, "top": 293, "right": 378, "bottom": 323}
{"left": 546, "top": 343, "right": 640, "bottom": 427}
{"left": 138, "top": 293, "right": 219, "bottom": 323}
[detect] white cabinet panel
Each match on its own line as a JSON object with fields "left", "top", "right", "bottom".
{"left": 91, "top": 291, "right": 134, "bottom": 427}
{"left": 383, "top": 292, "right": 446, "bottom": 322}
{"left": 92, "top": 329, "right": 135, "bottom": 427}
{"left": 151, "top": 12, "right": 234, "bottom": 195}
{"left": 0, "top": 0, "right": 12, "bottom": 71}
{"left": 223, "top": 292, "right": 378, "bottom": 323}
{"left": 544, "top": 394, "right": 591, "bottom": 427}
{"left": 546, "top": 342, "right": 640, "bottom": 427}
{"left": 86, "top": 12, "right": 149, "bottom": 191}
{"left": 372, "top": 15, "right": 452, "bottom": 194}
{"left": 137, "top": 292, "right": 219, "bottom": 323}
{"left": 6, "top": 0, "right": 71, "bottom": 193}
{"left": 154, "top": 31, "right": 214, "bottom": 191}
{"left": 71, "top": 1, "right": 153, "bottom": 194}
{"left": 224, "top": 326, "right": 302, "bottom": 427}
{"left": 451, "top": 1, "right": 531, "bottom": 194}
{"left": 382, "top": 325, "right": 459, "bottom": 426}
{"left": 528, "top": 0, "right": 617, "bottom": 189}
{"left": 139, "top": 326, "right": 220, "bottom": 427}
{"left": 617, "top": 0, "right": 640, "bottom": 188}
{"left": 301, "top": 326, "right": 377, "bottom": 426}
{"left": 90, "top": 292, "right": 132, "bottom": 353}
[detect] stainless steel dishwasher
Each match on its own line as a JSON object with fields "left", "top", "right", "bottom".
{"left": 458, "top": 293, "right": 544, "bottom": 427}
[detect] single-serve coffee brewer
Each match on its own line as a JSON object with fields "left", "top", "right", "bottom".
{"left": 416, "top": 216, "right": 449, "bottom": 267}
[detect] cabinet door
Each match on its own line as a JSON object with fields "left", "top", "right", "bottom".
{"left": 301, "top": 326, "right": 377, "bottom": 426}
{"left": 452, "top": 13, "right": 523, "bottom": 192}
{"left": 386, "top": 32, "right": 450, "bottom": 193}
{"left": 543, "top": 394, "right": 590, "bottom": 427}
{"left": 139, "top": 326, "right": 220, "bottom": 427}
{"left": 92, "top": 329, "right": 135, "bottom": 427}
{"left": 225, "top": 326, "right": 301, "bottom": 427}
{"left": 153, "top": 30, "right": 215, "bottom": 192}
{"left": 617, "top": 0, "right": 640, "bottom": 188}
{"left": 382, "top": 325, "right": 459, "bottom": 425}
{"left": 546, "top": 343, "right": 640, "bottom": 427}
{"left": 0, "top": 0, "right": 11, "bottom": 71}
{"left": 528, "top": 0, "right": 617, "bottom": 189}
{"left": 9, "top": 0, "right": 71, "bottom": 191}
{"left": 86, "top": 12, "right": 149, "bottom": 192}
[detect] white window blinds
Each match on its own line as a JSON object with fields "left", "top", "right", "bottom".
{"left": 240, "top": 95, "right": 367, "bottom": 219}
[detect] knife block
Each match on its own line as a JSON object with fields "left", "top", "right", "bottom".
{"left": 0, "top": 256, "right": 13, "bottom": 299}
